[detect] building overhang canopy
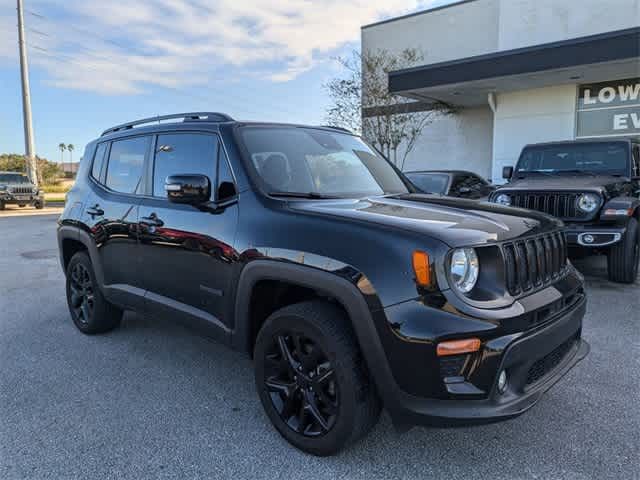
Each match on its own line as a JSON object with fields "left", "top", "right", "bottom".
{"left": 388, "top": 27, "right": 640, "bottom": 107}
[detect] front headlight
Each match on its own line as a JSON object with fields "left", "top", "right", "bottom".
{"left": 450, "top": 248, "right": 479, "bottom": 293}
{"left": 577, "top": 193, "right": 600, "bottom": 213}
{"left": 494, "top": 193, "right": 511, "bottom": 206}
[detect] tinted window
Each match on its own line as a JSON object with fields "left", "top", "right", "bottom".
{"left": 240, "top": 127, "right": 408, "bottom": 197}
{"left": 449, "top": 173, "right": 489, "bottom": 198}
{"left": 216, "top": 149, "right": 236, "bottom": 201}
{"left": 516, "top": 142, "right": 629, "bottom": 176}
{"left": 105, "top": 137, "right": 149, "bottom": 194}
{"left": 153, "top": 133, "right": 218, "bottom": 198}
{"left": 91, "top": 143, "right": 108, "bottom": 181}
{"left": 405, "top": 173, "right": 449, "bottom": 194}
{"left": 0, "top": 173, "right": 29, "bottom": 184}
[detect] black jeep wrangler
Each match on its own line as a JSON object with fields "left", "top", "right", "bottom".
{"left": 491, "top": 139, "right": 640, "bottom": 283}
{"left": 57, "top": 113, "right": 589, "bottom": 455}
{"left": 0, "top": 171, "right": 45, "bottom": 210}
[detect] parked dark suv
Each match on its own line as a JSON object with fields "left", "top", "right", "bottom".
{"left": 491, "top": 139, "right": 640, "bottom": 283}
{"left": 0, "top": 171, "right": 45, "bottom": 210}
{"left": 57, "top": 113, "right": 589, "bottom": 455}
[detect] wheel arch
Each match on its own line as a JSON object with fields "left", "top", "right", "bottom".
{"left": 57, "top": 225, "right": 105, "bottom": 287}
{"left": 232, "top": 260, "right": 399, "bottom": 409}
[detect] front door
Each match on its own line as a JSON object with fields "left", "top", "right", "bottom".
{"left": 137, "top": 132, "right": 239, "bottom": 336}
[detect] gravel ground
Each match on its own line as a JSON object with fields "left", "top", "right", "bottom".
{"left": 0, "top": 213, "right": 638, "bottom": 479}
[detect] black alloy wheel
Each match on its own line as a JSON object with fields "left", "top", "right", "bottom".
{"left": 68, "top": 262, "right": 95, "bottom": 325}
{"left": 264, "top": 332, "right": 338, "bottom": 437}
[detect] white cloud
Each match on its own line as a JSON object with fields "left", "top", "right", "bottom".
{"left": 0, "top": 0, "right": 440, "bottom": 94}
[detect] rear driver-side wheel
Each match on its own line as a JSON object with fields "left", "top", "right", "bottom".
{"left": 254, "top": 300, "right": 381, "bottom": 456}
{"left": 66, "top": 251, "right": 122, "bottom": 334}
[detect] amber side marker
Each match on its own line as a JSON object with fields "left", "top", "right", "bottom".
{"left": 437, "top": 338, "right": 481, "bottom": 357}
{"left": 412, "top": 250, "right": 432, "bottom": 287}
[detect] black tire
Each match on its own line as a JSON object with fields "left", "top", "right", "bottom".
{"left": 65, "top": 251, "right": 122, "bottom": 334}
{"left": 0, "top": 201, "right": 6, "bottom": 210}
{"left": 607, "top": 217, "right": 639, "bottom": 283}
{"left": 254, "top": 300, "right": 381, "bottom": 456}
{"left": 18, "top": 204, "right": 26, "bottom": 208}
{"left": 34, "top": 200, "right": 45, "bottom": 209}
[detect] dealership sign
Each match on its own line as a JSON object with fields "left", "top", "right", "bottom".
{"left": 576, "top": 78, "right": 640, "bottom": 138}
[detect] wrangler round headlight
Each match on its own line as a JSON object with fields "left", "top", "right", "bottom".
{"left": 450, "top": 248, "right": 479, "bottom": 293}
{"left": 577, "top": 193, "right": 599, "bottom": 213}
{"left": 494, "top": 193, "right": 511, "bottom": 206}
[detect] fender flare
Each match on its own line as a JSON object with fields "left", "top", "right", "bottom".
{"left": 57, "top": 225, "right": 106, "bottom": 288}
{"left": 232, "top": 259, "right": 402, "bottom": 410}
{"left": 601, "top": 196, "right": 640, "bottom": 221}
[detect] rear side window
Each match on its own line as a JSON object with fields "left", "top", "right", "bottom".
{"left": 152, "top": 133, "right": 218, "bottom": 198}
{"left": 105, "top": 136, "right": 149, "bottom": 194}
{"left": 91, "top": 143, "right": 108, "bottom": 181}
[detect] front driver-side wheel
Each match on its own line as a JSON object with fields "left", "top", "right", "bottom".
{"left": 66, "top": 251, "right": 122, "bottom": 334}
{"left": 607, "top": 217, "right": 639, "bottom": 283}
{"left": 254, "top": 300, "right": 381, "bottom": 456}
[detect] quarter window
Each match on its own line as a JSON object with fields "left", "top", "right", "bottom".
{"left": 91, "top": 143, "right": 108, "bottom": 181}
{"left": 152, "top": 133, "right": 218, "bottom": 198}
{"left": 105, "top": 136, "right": 149, "bottom": 194}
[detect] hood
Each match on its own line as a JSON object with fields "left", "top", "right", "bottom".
{"left": 497, "top": 175, "right": 624, "bottom": 192}
{"left": 290, "top": 194, "right": 562, "bottom": 248}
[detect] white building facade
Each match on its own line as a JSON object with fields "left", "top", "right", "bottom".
{"left": 361, "top": 0, "right": 640, "bottom": 182}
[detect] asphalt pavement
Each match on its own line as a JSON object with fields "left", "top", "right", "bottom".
{"left": 1, "top": 213, "right": 638, "bottom": 479}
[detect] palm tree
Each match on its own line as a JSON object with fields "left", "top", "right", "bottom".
{"left": 67, "top": 144, "right": 75, "bottom": 168}
{"left": 58, "top": 143, "right": 66, "bottom": 173}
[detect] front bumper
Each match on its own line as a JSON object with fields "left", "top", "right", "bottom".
{"left": 381, "top": 291, "right": 588, "bottom": 427}
{"left": 565, "top": 225, "right": 626, "bottom": 247}
{"left": 0, "top": 192, "right": 43, "bottom": 205}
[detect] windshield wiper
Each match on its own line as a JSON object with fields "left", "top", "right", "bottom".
{"left": 268, "top": 191, "right": 338, "bottom": 199}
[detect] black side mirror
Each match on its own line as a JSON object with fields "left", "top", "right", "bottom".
{"left": 502, "top": 166, "right": 514, "bottom": 180}
{"left": 165, "top": 174, "right": 211, "bottom": 205}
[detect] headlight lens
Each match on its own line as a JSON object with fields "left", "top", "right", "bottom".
{"left": 450, "top": 248, "right": 479, "bottom": 293}
{"left": 577, "top": 193, "right": 600, "bottom": 213}
{"left": 494, "top": 193, "right": 511, "bottom": 206}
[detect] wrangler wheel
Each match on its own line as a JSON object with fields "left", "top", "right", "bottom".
{"left": 607, "top": 217, "right": 639, "bottom": 284}
{"left": 254, "top": 301, "right": 380, "bottom": 456}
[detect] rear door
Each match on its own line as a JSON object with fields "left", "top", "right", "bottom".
{"left": 137, "top": 131, "right": 239, "bottom": 335}
{"left": 82, "top": 135, "right": 150, "bottom": 308}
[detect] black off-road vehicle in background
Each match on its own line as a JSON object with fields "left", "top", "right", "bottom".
{"left": 58, "top": 113, "right": 589, "bottom": 455}
{"left": 491, "top": 139, "right": 640, "bottom": 283}
{"left": 0, "top": 171, "right": 45, "bottom": 210}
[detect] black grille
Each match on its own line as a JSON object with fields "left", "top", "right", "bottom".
{"left": 11, "top": 186, "right": 32, "bottom": 194}
{"left": 503, "top": 231, "right": 568, "bottom": 296}
{"left": 506, "top": 192, "right": 593, "bottom": 220}
{"left": 526, "top": 335, "right": 577, "bottom": 386}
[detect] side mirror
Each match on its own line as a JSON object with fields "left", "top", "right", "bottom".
{"left": 502, "top": 166, "right": 514, "bottom": 180}
{"left": 165, "top": 174, "right": 211, "bottom": 205}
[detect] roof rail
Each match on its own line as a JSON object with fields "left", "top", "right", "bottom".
{"left": 101, "top": 112, "right": 234, "bottom": 136}
{"left": 320, "top": 125, "right": 354, "bottom": 134}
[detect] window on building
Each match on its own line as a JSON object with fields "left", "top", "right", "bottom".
{"left": 105, "top": 136, "right": 149, "bottom": 194}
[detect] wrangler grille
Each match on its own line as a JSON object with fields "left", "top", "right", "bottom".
{"left": 10, "top": 186, "right": 32, "bottom": 194}
{"left": 503, "top": 231, "right": 568, "bottom": 296}
{"left": 505, "top": 192, "right": 593, "bottom": 220}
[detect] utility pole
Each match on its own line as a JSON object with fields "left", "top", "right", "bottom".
{"left": 17, "top": 0, "right": 38, "bottom": 187}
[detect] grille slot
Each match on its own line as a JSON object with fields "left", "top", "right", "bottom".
{"left": 503, "top": 231, "right": 568, "bottom": 297}
{"left": 11, "top": 186, "right": 32, "bottom": 194}
{"left": 506, "top": 192, "right": 593, "bottom": 220}
{"left": 526, "top": 335, "right": 577, "bottom": 386}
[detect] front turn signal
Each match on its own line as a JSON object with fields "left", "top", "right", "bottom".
{"left": 412, "top": 250, "right": 432, "bottom": 288}
{"left": 437, "top": 338, "right": 481, "bottom": 357}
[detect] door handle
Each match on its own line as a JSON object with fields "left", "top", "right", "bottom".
{"left": 86, "top": 204, "right": 104, "bottom": 217}
{"left": 140, "top": 213, "right": 164, "bottom": 227}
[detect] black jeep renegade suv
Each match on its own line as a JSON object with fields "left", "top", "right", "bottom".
{"left": 491, "top": 139, "right": 640, "bottom": 283}
{"left": 58, "top": 113, "right": 589, "bottom": 455}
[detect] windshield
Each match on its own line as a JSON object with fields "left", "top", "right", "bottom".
{"left": 515, "top": 142, "right": 630, "bottom": 176}
{"left": 239, "top": 127, "right": 409, "bottom": 197}
{"left": 405, "top": 173, "right": 449, "bottom": 194}
{"left": 0, "top": 173, "right": 30, "bottom": 184}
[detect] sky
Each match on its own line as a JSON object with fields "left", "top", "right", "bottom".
{"left": 0, "top": 0, "right": 450, "bottom": 164}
